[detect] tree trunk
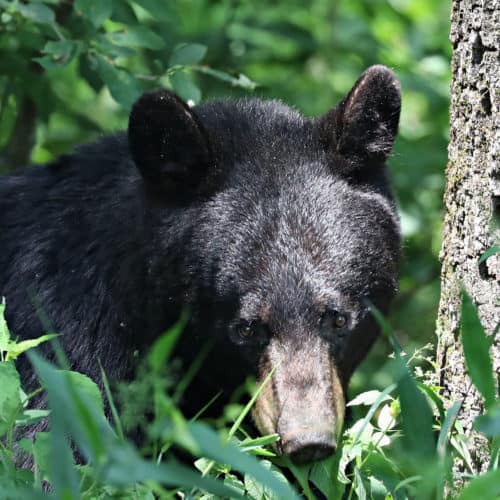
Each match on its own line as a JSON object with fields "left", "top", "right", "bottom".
{"left": 436, "top": 0, "right": 499, "bottom": 480}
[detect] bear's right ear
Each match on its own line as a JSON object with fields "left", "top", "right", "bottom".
{"left": 319, "top": 65, "right": 401, "bottom": 175}
{"left": 128, "top": 90, "right": 212, "bottom": 193}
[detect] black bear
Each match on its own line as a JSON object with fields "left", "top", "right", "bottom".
{"left": 0, "top": 65, "right": 401, "bottom": 463}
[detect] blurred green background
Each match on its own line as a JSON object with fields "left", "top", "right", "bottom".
{"left": 0, "top": 0, "right": 451, "bottom": 393}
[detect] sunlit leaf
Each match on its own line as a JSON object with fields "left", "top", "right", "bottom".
{"left": 347, "top": 390, "right": 392, "bottom": 407}
{"left": 0, "top": 361, "right": 21, "bottom": 437}
{"left": 16, "top": 409, "right": 50, "bottom": 427}
{"left": 0, "top": 300, "right": 10, "bottom": 358}
{"left": 5, "top": 333, "right": 59, "bottom": 361}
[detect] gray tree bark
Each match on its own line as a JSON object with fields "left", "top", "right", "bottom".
{"left": 436, "top": 0, "right": 499, "bottom": 480}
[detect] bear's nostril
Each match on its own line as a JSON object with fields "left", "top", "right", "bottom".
{"left": 281, "top": 433, "right": 336, "bottom": 464}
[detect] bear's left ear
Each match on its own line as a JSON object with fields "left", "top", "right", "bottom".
{"left": 319, "top": 65, "right": 401, "bottom": 173}
{"left": 128, "top": 90, "right": 212, "bottom": 194}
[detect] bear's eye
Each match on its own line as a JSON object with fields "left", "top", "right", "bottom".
{"left": 333, "top": 312, "right": 347, "bottom": 328}
{"left": 321, "top": 310, "right": 349, "bottom": 331}
{"left": 239, "top": 323, "right": 255, "bottom": 339}
{"left": 231, "top": 320, "right": 269, "bottom": 347}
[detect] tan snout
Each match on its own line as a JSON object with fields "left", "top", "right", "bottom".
{"left": 252, "top": 336, "right": 345, "bottom": 464}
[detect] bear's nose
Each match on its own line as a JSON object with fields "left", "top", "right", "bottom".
{"left": 281, "top": 431, "right": 336, "bottom": 463}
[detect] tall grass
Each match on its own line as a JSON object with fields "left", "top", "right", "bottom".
{"left": 0, "top": 293, "right": 498, "bottom": 499}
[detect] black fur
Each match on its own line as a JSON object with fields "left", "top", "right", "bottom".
{"left": 1, "top": 66, "right": 401, "bottom": 450}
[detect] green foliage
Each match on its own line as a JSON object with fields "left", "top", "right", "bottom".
{"left": 0, "top": 292, "right": 498, "bottom": 499}
{"left": 0, "top": 361, "right": 20, "bottom": 437}
{"left": 0, "top": 0, "right": 258, "bottom": 170}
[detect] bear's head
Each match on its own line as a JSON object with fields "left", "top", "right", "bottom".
{"left": 128, "top": 65, "right": 401, "bottom": 463}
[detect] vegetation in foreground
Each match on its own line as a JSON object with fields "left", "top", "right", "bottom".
{"left": 0, "top": 291, "right": 499, "bottom": 500}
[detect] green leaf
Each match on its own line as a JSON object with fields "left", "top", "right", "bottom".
{"left": 229, "top": 367, "right": 276, "bottom": 439}
{"left": 475, "top": 405, "right": 500, "bottom": 437}
{"left": 59, "top": 370, "right": 104, "bottom": 415}
{"left": 353, "top": 467, "right": 367, "bottom": 500}
{"left": 28, "top": 353, "right": 82, "bottom": 499}
{"left": 79, "top": 53, "right": 104, "bottom": 92}
{"left": 395, "top": 357, "right": 435, "bottom": 459}
{"left": 5, "top": 333, "right": 59, "bottom": 361}
{"left": 169, "top": 43, "right": 207, "bottom": 66}
{"left": 0, "top": 361, "right": 21, "bottom": 437}
{"left": 244, "top": 460, "right": 292, "bottom": 500}
{"left": 111, "top": 0, "right": 137, "bottom": 24}
{"left": 352, "top": 384, "right": 396, "bottom": 445}
{"left": 108, "top": 26, "right": 165, "bottom": 50}
{"left": 225, "top": 475, "right": 246, "bottom": 496}
{"left": 93, "top": 54, "right": 141, "bottom": 108}
{"left": 458, "top": 468, "right": 500, "bottom": 500}
{"left": 194, "top": 66, "right": 258, "bottom": 90}
{"left": 239, "top": 433, "right": 280, "bottom": 454}
{"left": 232, "top": 73, "right": 258, "bottom": 90}
{"left": 437, "top": 401, "right": 461, "bottom": 457}
{"left": 75, "top": 0, "right": 112, "bottom": 28}
{"left": 309, "top": 452, "right": 344, "bottom": 500}
{"left": 34, "top": 40, "right": 79, "bottom": 70}
{"left": 30, "top": 353, "right": 237, "bottom": 497}
{"left": 170, "top": 71, "right": 201, "bottom": 104}
{"left": 33, "top": 432, "right": 51, "bottom": 478}
{"left": 149, "top": 311, "right": 188, "bottom": 373}
{"left": 0, "top": 300, "right": 10, "bottom": 358}
{"left": 479, "top": 246, "right": 500, "bottom": 264}
{"left": 42, "top": 40, "right": 77, "bottom": 58}
{"left": 244, "top": 470, "right": 266, "bottom": 499}
{"left": 461, "top": 290, "right": 496, "bottom": 409}
{"left": 0, "top": 480, "right": 45, "bottom": 500}
{"left": 132, "top": 0, "right": 178, "bottom": 22}
{"left": 347, "top": 390, "right": 392, "bottom": 407}
{"left": 95, "top": 34, "right": 136, "bottom": 58}
{"left": 368, "top": 303, "right": 403, "bottom": 355}
{"left": 418, "top": 381, "right": 446, "bottom": 423}
{"left": 369, "top": 475, "right": 389, "bottom": 497}
{"left": 370, "top": 304, "right": 435, "bottom": 458}
{"left": 16, "top": 409, "right": 50, "bottom": 427}
{"left": 103, "top": 444, "right": 242, "bottom": 497}
{"left": 186, "top": 422, "right": 299, "bottom": 499}
{"left": 100, "top": 361, "right": 124, "bottom": 441}
{"left": 15, "top": 3, "right": 55, "bottom": 24}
